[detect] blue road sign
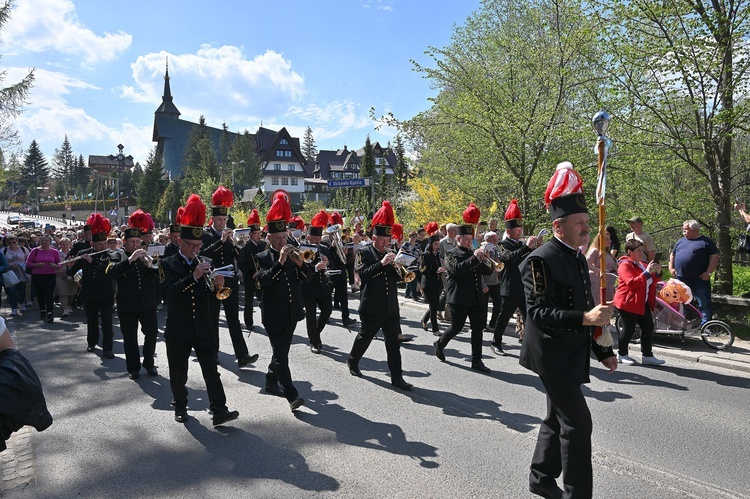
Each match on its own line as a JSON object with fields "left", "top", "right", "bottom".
{"left": 327, "top": 178, "right": 368, "bottom": 188}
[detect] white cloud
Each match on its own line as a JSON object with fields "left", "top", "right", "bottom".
{"left": 4, "top": 0, "right": 131, "bottom": 64}
{"left": 122, "top": 46, "right": 306, "bottom": 123}
{"left": 287, "top": 101, "right": 373, "bottom": 140}
{"left": 362, "top": 0, "right": 395, "bottom": 12}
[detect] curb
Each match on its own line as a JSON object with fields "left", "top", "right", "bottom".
{"left": 397, "top": 294, "right": 750, "bottom": 375}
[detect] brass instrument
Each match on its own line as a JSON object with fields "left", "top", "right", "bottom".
{"left": 326, "top": 224, "right": 348, "bottom": 263}
{"left": 64, "top": 248, "right": 110, "bottom": 263}
{"left": 290, "top": 245, "right": 318, "bottom": 264}
{"left": 391, "top": 250, "right": 416, "bottom": 283}
{"left": 197, "top": 257, "right": 233, "bottom": 300}
{"left": 479, "top": 243, "right": 505, "bottom": 272}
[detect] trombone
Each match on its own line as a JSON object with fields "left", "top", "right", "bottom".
{"left": 325, "top": 224, "right": 348, "bottom": 263}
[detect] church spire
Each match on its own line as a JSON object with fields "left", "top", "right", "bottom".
{"left": 155, "top": 57, "right": 181, "bottom": 118}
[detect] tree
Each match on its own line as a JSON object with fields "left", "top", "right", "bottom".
{"left": 181, "top": 115, "right": 219, "bottom": 194}
{"left": 137, "top": 149, "right": 166, "bottom": 215}
{"left": 228, "top": 130, "right": 261, "bottom": 190}
{"left": 52, "top": 135, "right": 75, "bottom": 197}
{"left": 156, "top": 178, "right": 184, "bottom": 223}
{"left": 21, "top": 140, "right": 49, "bottom": 204}
{"left": 302, "top": 126, "right": 318, "bottom": 162}
{"left": 393, "top": 134, "right": 410, "bottom": 193}
{"left": 217, "top": 122, "right": 233, "bottom": 184}
{"left": 0, "top": 1, "right": 35, "bottom": 154}
{"left": 73, "top": 154, "right": 88, "bottom": 191}
{"left": 599, "top": 0, "right": 750, "bottom": 293}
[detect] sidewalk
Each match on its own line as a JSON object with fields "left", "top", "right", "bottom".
{"left": 397, "top": 290, "right": 750, "bottom": 375}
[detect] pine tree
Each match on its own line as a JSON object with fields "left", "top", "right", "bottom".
{"left": 52, "top": 135, "right": 75, "bottom": 199}
{"left": 360, "top": 135, "right": 375, "bottom": 178}
{"left": 156, "top": 178, "right": 184, "bottom": 223}
{"left": 393, "top": 134, "right": 409, "bottom": 192}
{"left": 217, "top": 123, "right": 233, "bottom": 184}
{"left": 302, "top": 126, "right": 317, "bottom": 162}
{"left": 21, "top": 140, "right": 49, "bottom": 203}
{"left": 137, "top": 149, "right": 167, "bottom": 215}
{"left": 73, "top": 154, "right": 88, "bottom": 190}
{"left": 228, "top": 130, "right": 261, "bottom": 190}
{"left": 182, "top": 116, "right": 218, "bottom": 194}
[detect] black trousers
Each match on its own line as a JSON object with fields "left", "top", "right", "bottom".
{"left": 303, "top": 295, "right": 332, "bottom": 347}
{"left": 492, "top": 295, "right": 525, "bottom": 347}
{"left": 84, "top": 299, "right": 114, "bottom": 352}
{"left": 243, "top": 279, "right": 257, "bottom": 329}
{"left": 332, "top": 277, "right": 351, "bottom": 319}
{"left": 485, "top": 284, "right": 502, "bottom": 327}
{"left": 437, "top": 303, "right": 484, "bottom": 362}
{"left": 420, "top": 284, "right": 442, "bottom": 333}
{"left": 530, "top": 377, "right": 593, "bottom": 498}
{"left": 346, "top": 261, "right": 355, "bottom": 286}
{"left": 209, "top": 279, "right": 249, "bottom": 360}
{"left": 617, "top": 307, "right": 655, "bottom": 357}
{"left": 118, "top": 308, "right": 158, "bottom": 373}
{"left": 166, "top": 337, "right": 227, "bottom": 413}
{"left": 32, "top": 274, "right": 55, "bottom": 315}
{"left": 264, "top": 322, "right": 299, "bottom": 402}
{"left": 349, "top": 311, "right": 403, "bottom": 381}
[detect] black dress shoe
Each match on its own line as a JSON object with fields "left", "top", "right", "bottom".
{"left": 347, "top": 358, "right": 362, "bottom": 377}
{"left": 103, "top": 351, "right": 115, "bottom": 359}
{"left": 289, "top": 398, "right": 305, "bottom": 411}
{"left": 391, "top": 378, "right": 413, "bottom": 391}
{"left": 421, "top": 321, "right": 429, "bottom": 331}
{"left": 212, "top": 409, "right": 239, "bottom": 426}
{"left": 529, "top": 482, "right": 563, "bottom": 499}
{"left": 342, "top": 317, "right": 357, "bottom": 327}
{"left": 490, "top": 344, "right": 507, "bottom": 356}
{"left": 174, "top": 409, "right": 189, "bottom": 423}
{"left": 128, "top": 370, "right": 140, "bottom": 380}
{"left": 471, "top": 361, "right": 491, "bottom": 373}
{"left": 310, "top": 344, "right": 322, "bottom": 354}
{"left": 434, "top": 341, "right": 445, "bottom": 362}
{"left": 86, "top": 345, "right": 95, "bottom": 353}
{"left": 145, "top": 366, "right": 158, "bottom": 376}
{"left": 398, "top": 336, "right": 414, "bottom": 343}
{"left": 237, "top": 353, "right": 260, "bottom": 366}
{"left": 264, "top": 382, "right": 285, "bottom": 397}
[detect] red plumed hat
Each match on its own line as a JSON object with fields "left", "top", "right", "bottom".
{"left": 371, "top": 200, "right": 395, "bottom": 237}
{"left": 425, "top": 221, "right": 439, "bottom": 236}
{"left": 330, "top": 211, "right": 344, "bottom": 226}
{"left": 246, "top": 209, "right": 261, "bottom": 231}
{"left": 504, "top": 199, "right": 523, "bottom": 229}
{"left": 289, "top": 215, "right": 305, "bottom": 232}
{"left": 463, "top": 203, "right": 480, "bottom": 225}
{"left": 87, "top": 213, "right": 111, "bottom": 241}
{"left": 266, "top": 191, "right": 291, "bottom": 233}
{"left": 211, "top": 185, "right": 233, "bottom": 216}
{"left": 545, "top": 161, "right": 587, "bottom": 220}
{"left": 391, "top": 223, "right": 403, "bottom": 242}
{"left": 311, "top": 210, "right": 329, "bottom": 228}
{"left": 179, "top": 194, "right": 207, "bottom": 241}
{"left": 175, "top": 206, "right": 185, "bottom": 225}
{"left": 128, "top": 209, "right": 150, "bottom": 232}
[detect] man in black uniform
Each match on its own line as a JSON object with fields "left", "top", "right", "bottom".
{"left": 161, "top": 194, "right": 239, "bottom": 426}
{"left": 163, "top": 224, "right": 180, "bottom": 258}
{"left": 520, "top": 162, "right": 616, "bottom": 498}
{"left": 69, "top": 224, "right": 92, "bottom": 257}
{"left": 69, "top": 214, "right": 115, "bottom": 360}
{"left": 105, "top": 225, "right": 159, "bottom": 379}
{"left": 256, "top": 193, "right": 310, "bottom": 412}
{"left": 201, "top": 186, "right": 257, "bottom": 367}
{"left": 239, "top": 209, "right": 265, "bottom": 331}
{"left": 433, "top": 204, "right": 494, "bottom": 373}
{"left": 301, "top": 210, "right": 334, "bottom": 353}
{"left": 325, "top": 211, "right": 356, "bottom": 326}
{"left": 490, "top": 199, "right": 541, "bottom": 355}
{"left": 346, "top": 201, "right": 412, "bottom": 390}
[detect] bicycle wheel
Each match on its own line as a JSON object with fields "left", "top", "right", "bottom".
{"left": 615, "top": 313, "right": 641, "bottom": 344}
{"left": 700, "top": 320, "right": 734, "bottom": 350}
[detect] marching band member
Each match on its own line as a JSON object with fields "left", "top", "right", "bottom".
{"left": 163, "top": 223, "right": 180, "bottom": 257}
{"left": 346, "top": 201, "right": 412, "bottom": 390}
{"left": 105, "top": 219, "right": 160, "bottom": 380}
{"left": 255, "top": 192, "right": 311, "bottom": 411}
{"left": 301, "top": 210, "right": 333, "bottom": 354}
{"left": 161, "top": 194, "right": 239, "bottom": 426}
{"left": 201, "top": 186, "right": 258, "bottom": 368}
{"left": 69, "top": 214, "right": 115, "bottom": 360}
{"left": 239, "top": 209, "right": 264, "bottom": 331}
{"left": 420, "top": 222, "right": 444, "bottom": 335}
{"left": 326, "top": 211, "right": 356, "bottom": 326}
{"left": 433, "top": 204, "right": 494, "bottom": 373}
{"left": 520, "top": 162, "right": 615, "bottom": 498}
{"left": 490, "top": 199, "right": 541, "bottom": 356}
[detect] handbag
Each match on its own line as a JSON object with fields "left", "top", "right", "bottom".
{"left": 2, "top": 270, "right": 20, "bottom": 288}
{"left": 738, "top": 233, "right": 750, "bottom": 253}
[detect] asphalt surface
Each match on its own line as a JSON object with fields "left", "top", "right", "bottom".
{"left": 2, "top": 289, "right": 749, "bottom": 498}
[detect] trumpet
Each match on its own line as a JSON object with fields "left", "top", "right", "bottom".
{"left": 390, "top": 250, "right": 417, "bottom": 283}
{"left": 290, "top": 245, "right": 318, "bottom": 264}
{"left": 479, "top": 243, "right": 505, "bottom": 272}
{"left": 197, "top": 257, "right": 233, "bottom": 300}
{"left": 140, "top": 253, "right": 159, "bottom": 269}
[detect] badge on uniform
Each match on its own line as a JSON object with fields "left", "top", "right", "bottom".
{"left": 530, "top": 259, "right": 547, "bottom": 295}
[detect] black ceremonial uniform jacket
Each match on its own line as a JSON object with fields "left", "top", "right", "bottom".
{"left": 301, "top": 245, "right": 331, "bottom": 299}
{"left": 256, "top": 247, "right": 312, "bottom": 326}
{"left": 238, "top": 238, "right": 264, "bottom": 286}
{"left": 161, "top": 253, "right": 216, "bottom": 343}
{"left": 201, "top": 227, "right": 241, "bottom": 291}
{"left": 356, "top": 244, "right": 400, "bottom": 316}
{"left": 419, "top": 250, "right": 443, "bottom": 293}
{"left": 322, "top": 239, "right": 347, "bottom": 282}
{"left": 69, "top": 240, "right": 90, "bottom": 258}
{"left": 163, "top": 242, "right": 179, "bottom": 258}
{"left": 444, "top": 245, "right": 493, "bottom": 307}
{"left": 519, "top": 237, "right": 614, "bottom": 385}
{"left": 497, "top": 237, "right": 534, "bottom": 297}
{"left": 68, "top": 247, "right": 114, "bottom": 302}
{"left": 105, "top": 250, "right": 160, "bottom": 312}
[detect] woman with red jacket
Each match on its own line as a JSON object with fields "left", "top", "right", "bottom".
{"left": 613, "top": 239, "right": 666, "bottom": 366}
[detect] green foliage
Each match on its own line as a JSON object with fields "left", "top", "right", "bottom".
{"left": 732, "top": 266, "right": 750, "bottom": 296}
{"left": 136, "top": 148, "right": 166, "bottom": 215}
{"left": 156, "top": 179, "right": 184, "bottom": 223}
{"left": 228, "top": 130, "right": 261, "bottom": 189}
{"left": 302, "top": 126, "right": 317, "bottom": 163}
{"left": 21, "top": 139, "right": 49, "bottom": 200}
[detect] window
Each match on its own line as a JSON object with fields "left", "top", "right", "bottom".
{"left": 375, "top": 158, "right": 382, "bottom": 165}
{"left": 274, "top": 164, "right": 281, "bottom": 170}
{"left": 281, "top": 178, "right": 289, "bottom": 185}
{"left": 272, "top": 177, "right": 279, "bottom": 185}
{"left": 291, "top": 178, "right": 298, "bottom": 186}
{"left": 288, "top": 164, "right": 295, "bottom": 171}
{"left": 280, "top": 138, "right": 289, "bottom": 145}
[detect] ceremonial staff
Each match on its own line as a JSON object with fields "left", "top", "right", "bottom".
{"left": 593, "top": 110, "right": 612, "bottom": 344}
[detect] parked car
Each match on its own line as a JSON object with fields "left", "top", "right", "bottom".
{"left": 6, "top": 215, "right": 20, "bottom": 225}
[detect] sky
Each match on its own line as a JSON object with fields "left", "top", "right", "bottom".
{"left": 2, "top": 0, "right": 481, "bottom": 167}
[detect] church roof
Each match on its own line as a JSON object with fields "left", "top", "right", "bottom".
{"left": 155, "top": 62, "right": 181, "bottom": 117}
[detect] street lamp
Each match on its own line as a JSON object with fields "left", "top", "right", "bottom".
{"left": 108, "top": 143, "right": 132, "bottom": 226}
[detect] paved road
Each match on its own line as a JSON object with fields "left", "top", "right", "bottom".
{"left": 2, "top": 288, "right": 749, "bottom": 498}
